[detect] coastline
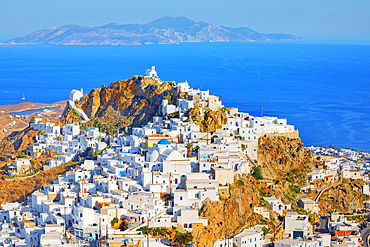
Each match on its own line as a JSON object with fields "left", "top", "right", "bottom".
{"left": 0, "top": 100, "right": 67, "bottom": 114}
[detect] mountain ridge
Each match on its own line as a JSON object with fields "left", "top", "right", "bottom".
{"left": 2, "top": 16, "right": 303, "bottom": 45}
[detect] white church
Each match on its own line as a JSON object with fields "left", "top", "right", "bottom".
{"left": 144, "top": 66, "right": 162, "bottom": 83}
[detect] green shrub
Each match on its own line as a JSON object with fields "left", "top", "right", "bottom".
{"left": 236, "top": 180, "right": 244, "bottom": 186}
{"left": 252, "top": 166, "right": 263, "bottom": 180}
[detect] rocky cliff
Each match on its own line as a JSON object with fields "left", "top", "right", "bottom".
{"left": 193, "top": 137, "right": 318, "bottom": 246}
{"left": 59, "top": 76, "right": 179, "bottom": 133}
{"left": 186, "top": 107, "right": 227, "bottom": 133}
{"left": 318, "top": 178, "right": 368, "bottom": 214}
{"left": 257, "top": 136, "right": 315, "bottom": 185}
{"left": 0, "top": 128, "right": 39, "bottom": 160}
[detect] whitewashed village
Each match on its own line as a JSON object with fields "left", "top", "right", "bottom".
{"left": 1, "top": 67, "right": 370, "bottom": 247}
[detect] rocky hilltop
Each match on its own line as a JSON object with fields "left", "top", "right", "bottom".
{"left": 258, "top": 136, "right": 315, "bottom": 183}
{"left": 3, "top": 16, "right": 303, "bottom": 45}
{"left": 60, "top": 76, "right": 179, "bottom": 134}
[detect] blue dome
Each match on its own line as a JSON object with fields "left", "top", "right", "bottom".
{"left": 157, "top": 139, "right": 171, "bottom": 145}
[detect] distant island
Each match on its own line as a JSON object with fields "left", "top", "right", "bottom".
{"left": 2, "top": 16, "right": 303, "bottom": 45}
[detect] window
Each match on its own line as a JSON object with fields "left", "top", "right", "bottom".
{"left": 319, "top": 243, "right": 322, "bottom": 246}
{"left": 80, "top": 213, "right": 83, "bottom": 217}
{"left": 180, "top": 196, "right": 183, "bottom": 200}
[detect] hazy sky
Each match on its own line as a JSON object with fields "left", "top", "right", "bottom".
{"left": 1, "top": 0, "right": 370, "bottom": 41}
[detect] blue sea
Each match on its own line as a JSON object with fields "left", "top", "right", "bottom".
{"left": 0, "top": 42, "right": 369, "bottom": 150}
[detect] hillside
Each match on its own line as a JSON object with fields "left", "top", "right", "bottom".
{"left": 59, "top": 76, "right": 179, "bottom": 135}
{"left": 194, "top": 137, "right": 318, "bottom": 246}
{"left": 0, "top": 101, "right": 66, "bottom": 140}
{"left": 257, "top": 136, "right": 315, "bottom": 185}
{"left": 3, "top": 16, "right": 303, "bottom": 45}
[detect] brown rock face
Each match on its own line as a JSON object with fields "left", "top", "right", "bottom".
{"left": 319, "top": 178, "right": 368, "bottom": 214}
{"left": 60, "top": 76, "right": 179, "bottom": 129}
{"left": 257, "top": 136, "right": 315, "bottom": 182}
{"left": 0, "top": 127, "right": 39, "bottom": 159}
{"left": 186, "top": 108, "right": 227, "bottom": 133}
{"left": 194, "top": 174, "right": 278, "bottom": 247}
{"left": 58, "top": 108, "right": 83, "bottom": 125}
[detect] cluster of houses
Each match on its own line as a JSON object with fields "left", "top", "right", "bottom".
{"left": 304, "top": 146, "right": 370, "bottom": 196}
{"left": 7, "top": 67, "right": 363, "bottom": 247}
{"left": 307, "top": 146, "right": 370, "bottom": 161}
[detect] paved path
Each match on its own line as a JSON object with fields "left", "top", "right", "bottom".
{"left": 314, "top": 173, "right": 342, "bottom": 202}
{"left": 361, "top": 224, "right": 370, "bottom": 247}
{"left": 316, "top": 216, "right": 329, "bottom": 233}
{"left": 67, "top": 100, "right": 90, "bottom": 120}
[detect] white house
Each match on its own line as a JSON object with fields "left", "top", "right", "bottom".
{"left": 234, "top": 229, "right": 264, "bottom": 247}
{"left": 284, "top": 212, "right": 313, "bottom": 239}
{"left": 263, "top": 196, "right": 291, "bottom": 215}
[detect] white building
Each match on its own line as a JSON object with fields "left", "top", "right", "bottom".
{"left": 69, "top": 88, "right": 84, "bottom": 102}
{"left": 234, "top": 229, "right": 264, "bottom": 247}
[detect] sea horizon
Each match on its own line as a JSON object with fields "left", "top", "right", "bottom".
{"left": 0, "top": 42, "right": 369, "bottom": 151}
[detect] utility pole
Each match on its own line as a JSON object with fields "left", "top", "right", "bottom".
{"left": 147, "top": 211, "right": 150, "bottom": 247}
{"left": 81, "top": 181, "right": 84, "bottom": 198}
{"left": 106, "top": 223, "right": 108, "bottom": 247}
{"left": 261, "top": 106, "right": 263, "bottom": 117}
{"left": 169, "top": 172, "right": 172, "bottom": 205}
{"left": 64, "top": 207, "right": 67, "bottom": 238}
{"left": 99, "top": 217, "right": 102, "bottom": 247}
{"left": 223, "top": 201, "right": 226, "bottom": 247}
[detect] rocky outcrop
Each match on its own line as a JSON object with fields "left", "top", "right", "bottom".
{"left": 60, "top": 76, "right": 179, "bottom": 129}
{"left": 186, "top": 108, "right": 227, "bottom": 133}
{"left": 0, "top": 127, "right": 39, "bottom": 159}
{"left": 194, "top": 174, "right": 271, "bottom": 247}
{"left": 257, "top": 136, "right": 315, "bottom": 184}
{"left": 318, "top": 178, "right": 368, "bottom": 214}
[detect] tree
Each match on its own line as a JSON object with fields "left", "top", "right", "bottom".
{"left": 174, "top": 231, "right": 193, "bottom": 247}
{"left": 185, "top": 143, "right": 193, "bottom": 157}
{"left": 261, "top": 226, "right": 270, "bottom": 236}
{"left": 19, "top": 152, "right": 26, "bottom": 158}
{"left": 252, "top": 166, "right": 263, "bottom": 180}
